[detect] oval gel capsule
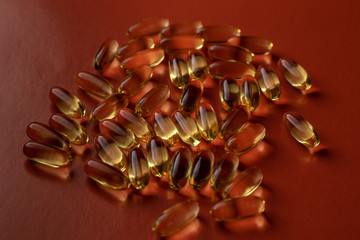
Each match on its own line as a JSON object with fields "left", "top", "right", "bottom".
{"left": 197, "top": 25, "right": 241, "bottom": 43}
{"left": 90, "top": 93, "right": 129, "bottom": 123}
{"left": 168, "top": 56, "right": 190, "bottom": 89}
{"left": 49, "top": 87, "right": 85, "bottom": 118}
{"left": 209, "top": 61, "right": 256, "bottom": 79}
{"left": 159, "top": 35, "right": 204, "bottom": 52}
{"left": 219, "top": 106, "right": 250, "bottom": 139}
{"left": 187, "top": 50, "right": 208, "bottom": 81}
{"left": 172, "top": 110, "right": 201, "bottom": 146}
{"left": 135, "top": 84, "right": 170, "bottom": 117}
{"left": 119, "top": 65, "right": 153, "bottom": 96}
{"left": 179, "top": 80, "right": 203, "bottom": 113}
{"left": 146, "top": 136, "right": 169, "bottom": 177}
{"left": 219, "top": 76, "right": 240, "bottom": 111}
{"left": 75, "top": 72, "right": 116, "bottom": 99}
{"left": 256, "top": 65, "right": 281, "bottom": 101}
{"left": 169, "top": 147, "right": 192, "bottom": 190}
{"left": 190, "top": 149, "right": 214, "bottom": 190}
{"left": 210, "top": 153, "right": 239, "bottom": 192}
{"left": 93, "top": 38, "right": 119, "bottom": 72}
{"left": 239, "top": 75, "right": 260, "bottom": 112}
{"left": 161, "top": 20, "right": 203, "bottom": 37}
{"left": 208, "top": 44, "right": 254, "bottom": 64}
{"left": 121, "top": 48, "right": 164, "bottom": 70}
{"left": 152, "top": 111, "right": 179, "bottom": 147}
{"left": 127, "top": 147, "right": 150, "bottom": 189}
{"left": 95, "top": 134, "right": 126, "bottom": 171}
{"left": 278, "top": 57, "right": 311, "bottom": 91}
{"left": 127, "top": 17, "right": 169, "bottom": 38}
{"left": 239, "top": 36, "right": 273, "bottom": 55}
{"left": 116, "top": 36, "right": 155, "bottom": 62}
{"left": 195, "top": 102, "right": 218, "bottom": 141}
{"left": 99, "top": 119, "right": 137, "bottom": 150}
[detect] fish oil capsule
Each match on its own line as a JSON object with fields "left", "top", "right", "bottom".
{"left": 153, "top": 200, "right": 199, "bottom": 237}
{"left": 49, "top": 114, "right": 89, "bottom": 145}
{"left": 197, "top": 25, "right": 241, "bottom": 43}
{"left": 135, "top": 84, "right": 170, "bottom": 117}
{"left": 190, "top": 149, "right": 214, "bottom": 190}
{"left": 195, "top": 102, "right": 218, "bottom": 141}
{"left": 118, "top": 65, "right": 153, "bottom": 96}
{"left": 116, "top": 36, "right": 155, "bottom": 62}
{"left": 161, "top": 20, "right": 203, "bottom": 37}
{"left": 127, "top": 17, "right": 169, "bottom": 38}
{"left": 169, "top": 147, "right": 192, "bottom": 190}
{"left": 159, "top": 35, "right": 204, "bottom": 52}
{"left": 75, "top": 72, "right": 116, "bottom": 99}
{"left": 239, "top": 36, "right": 273, "bottom": 55}
{"left": 239, "top": 75, "right": 260, "bottom": 112}
{"left": 179, "top": 80, "right": 203, "bottom": 113}
{"left": 127, "top": 147, "right": 150, "bottom": 189}
{"left": 210, "top": 196, "right": 265, "bottom": 221}
{"left": 84, "top": 160, "right": 130, "bottom": 190}
{"left": 219, "top": 76, "right": 240, "bottom": 111}
{"left": 93, "top": 38, "right": 119, "bottom": 72}
{"left": 49, "top": 87, "right": 85, "bottom": 118}
{"left": 283, "top": 112, "right": 320, "bottom": 148}
{"left": 168, "top": 56, "right": 190, "bottom": 89}
{"left": 219, "top": 106, "right": 250, "bottom": 139}
{"left": 95, "top": 134, "right": 126, "bottom": 171}
{"left": 99, "top": 119, "right": 137, "bottom": 150}
{"left": 223, "top": 167, "right": 263, "bottom": 199}
{"left": 208, "top": 44, "right": 254, "bottom": 64}
{"left": 146, "top": 136, "right": 169, "bottom": 177}
{"left": 187, "top": 50, "right": 208, "bottom": 81}
{"left": 225, "top": 122, "right": 266, "bottom": 155}
{"left": 90, "top": 93, "right": 129, "bottom": 123}
{"left": 171, "top": 110, "right": 201, "bottom": 146}
{"left": 278, "top": 58, "right": 311, "bottom": 90}
{"left": 152, "top": 111, "right": 179, "bottom": 147}
{"left": 26, "top": 122, "right": 70, "bottom": 151}
{"left": 210, "top": 153, "right": 239, "bottom": 192}
{"left": 256, "top": 65, "right": 281, "bottom": 101}
{"left": 116, "top": 108, "right": 153, "bottom": 142}
{"left": 121, "top": 48, "right": 165, "bottom": 70}
{"left": 23, "top": 141, "right": 72, "bottom": 168}
{"left": 209, "top": 61, "right": 256, "bottom": 79}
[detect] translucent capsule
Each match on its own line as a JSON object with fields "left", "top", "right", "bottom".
{"left": 127, "top": 147, "right": 150, "bottom": 189}
{"left": 146, "top": 136, "right": 169, "bottom": 177}
{"left": 168, "top": 147, "right": 192, "bottom": 190}
{"left": 239, "top": 36, "right": 273, "bottom": 55}
{"left": 95, "top": 134, "right": 126, "bottom": 171}
{"left": 153, "top": 200, "right": 199, "bottom": 237}
{"left": 187, "top": 50, "right": 208, "bottom": 81}
{"left": 195, "top": 102, "right": 218, "bottom": 141}
{"left": 127, "top": 17, "right": 169, "bottom": 38}
{"left": 209, "top": 61, "right": 256, "bottom": 79}
{"left": 159, "top": 35, "right": 204, "bottom": 52}
{"left": 179, "top": 80, "right": 203, "bottom": 113}
{"left": 23, "top": 141, "right": 72, "bottom": 168}
{"left": 172, "top": 110, "right": 201, "bottom": 146}
{"left": 152, "top": 111, "right": 179, "bottom": 147}
{"left": 210, "top": 153, "right": 239, "bottom": 192}
{"left": 118, "top": 65, "right": 153, "bottom": 96}
{"left": 190, "top": 149, "right": 214, "bottom": 190}
{"left": 49, "top": 114, "right": 89, "bottom": 145}
{"left": 219, "top": 106, "right": 250, "bottom": 139}
{"left": 223, "top": 167, "right": 263, "bottom": 199}
{"left": 239, "top": 75, "right": 260, "bottom": 112}
{"left": 84, "top": 160, "right": 130, "bottom": 190}
{"left": 121, "top": 48, "right": 165, "bottom": 70}
{"left": 283, "top": 112, "right": 320, "bottom": 148}
{"left": 197, "top": 25, "right": 241, "bottom": 43}
{"left": 210, "top": 196, "right": 265, "bottom": 221}
{"left": 116, "top": 36, "right": 155, "bottom": 62}
{"left": 278, "top": 58, "right": 311, "bottom": 90}
{"left": 219, "top": 76, "right": 240, "bottom": 111}
{"left": 256, "top": 65, "right": 281, "bottom": 101}
{"left": 161, "top": 20, "right": 203, "bottom": 37}
{"left": 168, "top": 56, "right": 190, "bottom": 89}
{"left": 93, "top": 38, "right": 119, "bottom": 72}
{"left": 116, "top": 108, "right": 153, "bottom": 142}
{"left": 49, "top": 87, "right": 85, "bottom": 119}
{"left": 99, "top": 119, "right": 137, "bottom": 150}
{"left": 75, "top": 72, "right": 116, "bottom": 99}
{"left": 135, "top": 84, "right": 170, "bottom": 117}
{"left": 26, "top": 122, "right": 70, "bottom": 151}
{"left": 225, "top": 122, "right": 266, "bottom": 155}
{"left": 90, "top": 93, "right": 129, "bottom": 123}
{"left": 207, "top": 44, "right": 254, "bottom": 64}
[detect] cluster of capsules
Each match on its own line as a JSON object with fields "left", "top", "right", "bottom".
{"left": 23, "top": 17, "right": 321, "bottom": 237}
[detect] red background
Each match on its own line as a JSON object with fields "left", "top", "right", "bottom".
{"left": 1, "top": 0, "right": 359, "bottom": 239}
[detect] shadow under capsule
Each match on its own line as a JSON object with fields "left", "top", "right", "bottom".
{"left": 219, "top": 214, "right": 269, "bottom": 234}
{"left": 238, "top": 140, "right": 273, "bottom": 166}
{"left": 24, "top": 159, "right": 73, "bottom": 182}
{"left": 165, "top": 218, "right": 205, "bottom": 240}
{"left": 100, "top": 58, "right": 127, "bottom": 81}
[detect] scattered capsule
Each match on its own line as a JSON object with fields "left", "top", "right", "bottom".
{"left": 283, "top": 112, "right": 320, "bottom": 148}
{"left": 75, "top": 72, "right": 116, "bottom": 99}
{"left": 225, "top": 122, "right": 266, "bottom": 155}
{"left": 187, "top": 50, "right": 208, "bottom": 81}
{"left": 256, "top": 65, "right": 281, "bottom": 101}
{"left": 179, "top": 80, "right": 203, "bottom": 113}
{"left": 152, "top": 111, "right": 179, "bottom": 147}
{"left": 210, "top": 153, "right": 239, "bottom": 192}
{"left": 171, "top": 110, "right": 201, "bottom": 146}
{"left": 49, "top": 114, "right": 89, "bottom": 145}
{"left": 239, "top": 75, "right": 260, "bottom": 112}
{"left": 146, "top": 136, "right": 169, "bottom": 177}
{"left": 153, "top": 200, "right": 199, "bottom": 237}
{"left": 116, "top": 36, "right": 155, "bottom": 62}
{"left": 49, "top": 87, "right": 85, "bottom": 118}
{"left": 118, "top": 65, "right": 153, "bottom": 96}
{"left": 161, "top": 20, "right": 203, "bottom": 37}
{"left": 127, "top": 147, "right": 150, "bottom": 189}
{"left": 210, "top": 196, "right": 265, "bottom": 221}
{"left": 208, "top": 44, "right": 254, "bottom": 64}
{"left": 190, "top": 149, "right": 214, "bottom": 190}
{"left": 93, "top": 38, "right": 119, "bottom": 72}
{"left": 90, "top": 93, "right": 129, "bottom": 123}
{"left": 195, "top": 102, "right": 218, "bottom": 141}
{"left": 159, "top": 35, "right": 204, "bottom": 52}
{"left": 278, "top": 57, "right": 311, "bottom": 90}
{"left": 99, "top": 119, "right": 137, "bottom": 150}
{"left": 121, "top": 48, "right": 165, "bottom": 70}
{"left": 168, "top": 56, "right": 190, "bottom": 89}
{"left": 26, "top": 122, "right": 70, "bottom": 151}
{"left": 135, "top": 84, "right": 170, "bottom": 117}
{"left": 219, "top": 106, "right": 250, "bottom": 139}
{"left": 23, "top": 141, "right": 72, "bottom": 168}
{"left": 197, "top": 25, "right": 241, "bottom": 43}
{"left": 209, "top": 61, "right": 256, "bottom": 79}
{"left": 84, "top": 160, "right": 130, "bottom": 190}
{"left": 169, "top": 147, "right": 192, "bottom": 190}
{"left": 127, "top": 17, "right": 169, "bottom": 38}
{"left": 238, "top": 36, "right": 273, "bottom": 55}
{"left": 95, "top": 134, "right": 126, "bottom": 171}
{"left": 219, "top": 76, "right": 240, "bottom": 111}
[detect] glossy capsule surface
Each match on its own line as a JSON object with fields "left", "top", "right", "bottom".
{"left": 225, "top": 122, "right": 266, "bottom": 155}
{"left": 99, "top": 119, "right": 137, "bottom": 150}
{"left": 135, "top": 84, "right": 170, "bottom": 117}
{"left": 168, "top": 57, "right": 190, "bottom": 89}
{"left": 210, "top": 196, "right": 265, "bottom": 221}
{"left": 168, "top": 147, "right": 192, "bottom": 190}
{"left": 187, "top": 50, "right": 208, "bottom": 81}
{"left": 95, "top": 134, "right": 126, "bottom": 171}
{"left": 127, "top": 147, "right": 150, "bottom": 189}
{"left": 208, "top": 44, "right": 254, "bottom": 64}
{"left": 119, "top": 65, "right": 152, "bottom": 96}
{"left": 190, "top": 149, "right": 214, "bottom": 190}
{"left": 90, "top": 93, "right": 129, "bottom": 123}
{"left": 239, "top": 75, "right": 260, "bottom": 112}
{"left": 23, "top": 141, "right": 72, "bottom": 168}
{"left": 153, "top": 200, "right": 199, "bottom": 237}
{"left": 116, "top": 36, "right": 155, "bottom": 62}
{"left": 127, "top": 17, "right": 169, "bottom": 38}
{"left": 172, "top": 111, "right": 201, "bottom": 146}
{"left": 159, "top": 35, "right": 204, "bottom": 52}
{"left": 84, "top": 160, "right": 130, "bottom": 190}
{"left": 219, "top": 76, "right": 240, "bottom": 111}
{"left": 49, "top": 114, "right": 88, "bottom": 145}
{"left": 197, "top": 25, "right": 241, "bottom": 43}
{"left": 49, "top": 87, "right": 85, "bottom": 118}
{"left": 152, "top": 111, "right": 179, "bottom": 147}
{"left": 195, "top": 102, "right": 218, "bottom": 141}
{"left": 283, "top": 112, "right": 320, "bottom": 148}
{"left": 121, "top": 48, "right": 165, "bottom": 70}
{"left": 146, "top": 136, "right": 169, "bottom": 177}
{"left": 219, "top": 106, "right": 250, "bottom": 139}
{"left": 210, "top": 153, "right": 239, "bottom": 192}
{"left": 75, "top": 72, "right": 116, "bottom": 99}
{"left": 239, "top": 36, "right": 273, "bottom": 55}
{"left": 209, "top": 61, "right": 256, "bottom": 79}
{"left": 93, "top": 38, "right": 119, "bottom": 72}
{"left": 179, "top": 80, "right": 203, "bottom": 113}
{"left": 278, "top": 58, "right": 311, "bottom": 90}
{"left": 256, "top": 65, "right": 281, "bottom": 101}
{"left": 161, "top": 20, "right": 203, "bottom": 37}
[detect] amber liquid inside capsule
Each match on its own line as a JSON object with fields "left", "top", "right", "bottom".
{"left": 169, "top": 147, "right": 192, "bottom": 190}
{"left": 278, "top": 57, "right": 311, "bottom": 90}
{"left": 179, "top": 80, "right": 203, "bottom": 113}
{"left": 127, "top": 147, "right": 150, "bottom": 189}
{"left": 127, "top": 17, "right": 169, "bottom": 38}
{"left": 90, "top": 93, "right": 129, "bottom": 123}
{"left": 121, "top": 48, "right": 164, "bottom": 70}
{"left": 209, "top": 61, "right": 256, "bottom": 79}
{"left": 23, "top": 141, "right": 72, "bottom": 168}
{"left": 195, "top": 102, "right": 218, "bottom": 141}
{"left": 172, "top": 111, "right": 201, "bottom": 146}
{"left": 219, "top": 106, "right": 250, "bottom": 140}
{"left": 210, "top": 196, "right": 265, "bottom": 221}
{"left": 135, "top": 84, "right": 170, "bottom": 117}
{"left": 153, "top": 200, "right": 199, "bottom": 237}
{"left": 168, "top": 57, "right": 190, "bottom": 89}
{"left": 146, "top": 136, "right": 169, "bottom": 177}
{"left": 208, "top": 44, "right": 254, "bottom": 64}
{"left": 161, "top": 20, "right": 203, "bottom": 37}
{"left": 210, "top": 153, "right": 239, "bottom": 192}
{"left": 119, "top": 65, "right": 153, "bottom": 96}
{"left": 159, "top": 35, "right": 204, "bottom": 52}
{"left": 95, "top": 134, "right": 126, "bottom": 171}
{"left": 225, "top": 122, "right": 266, "bottom": 155}
{"left": 152, "top": 111, "right": 179, "bottom": 147}
{"left": 93, "top": 38, "right": 119, "bottom": 72}
{"left": 99, "top": 119, "right": 137, "bottom": 150}
{"left": 190, "top": 149, "right": 214, "bottom": 190}
{"left": 75, "top": 72, "right": 116, "bottom": 99}
{"left": 239, "top": 75, "right": 260, "bottom": 112}
{"left": 256, "top": 65, "right": 281, "bottom": 101}
{"left": 116, "top": 36, "right": 155, "bottom": 62}
{"left": 219, "top": 76, "right": 240, "bottom": 111}
{"left": 197, "top": 25, "right": 241, "bottom": 43}
{"left": 49, "top": 87, "right": 85, "bottom": 119}
{"left": 49, "top": 114, "right": 89, "bottom": 145}
{"left": 84, "top": 160, "right": 130, "bottom": 190}
{"left": 187, "top": 50, "right": 208, "bottom": 81}
{"left": 239, "top": 36, "right": 273, "bottom": 55}
{"left": 283, "top": 112, "right": 320, "bottom": 148}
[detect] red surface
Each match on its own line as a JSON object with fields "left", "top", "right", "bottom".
{"left": 1, "top": 0, "right": 360, "bottom": 239}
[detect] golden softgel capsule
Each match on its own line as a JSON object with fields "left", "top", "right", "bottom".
{"left": 135, "top": 84, "right": 170, "bottom": 117}
{"left": 187, "top": 50, "right": 208, "bottom": 81}
{"left": 90, "top": 93, "right": 129, "bottom": 123}
{"left": 159, "top": 35, "right": 204, "bottom": 52}
{"left": 99, "top": 119, "right": 137, "bottom": 150}
{"left": 75, "top": 72, "right": 116, "bottom": 99}
{"left": 278, "top": 57, "right": 311, "bottom": 91}
{"left": 190, "top": 149, "right": 214, "bottom": 190}
{"left": 168, "top": 147, "right": 192, "bottom": 190}
{"left": 239, "top": 75, "right": 260, "bottom": 112}
{"left": 146, "top": 136, "right": 169, "bottom": 177}
{"left": 161, "top": 20, "right": 203, "bottom": 37}
{"left": 219, "top": 76, "right": 240, "bottom": 111}
{"left": 256, "top": 65, "right": 281, "bottom": 101}
{"left": 208, "top": 44, "right": 254, "bottom": 64}
{"left": 172, "top": 110, "right": 201, "bottom": 146}
{"left": 93, "top": 38, "right": 119, "bottom": 72}
{"left": 127, "top": 147, "right": 150, "bottom": 189}
{"left": 121, "top": 48, "right": 164, "bottom": 70}
{"left": 210, "top": 153, "right": 239, "bottom": 192}
{"left": 95, "top": 134, "right": 126, "bottom": 171}
{"left": 197, "top": 25, "right": 240, "bottom": 43}
{"left": 127, "top": 17, "right": 169, "bottom": 38}
{"left": 195, "top": 102, "right": 218, "bottom": 141}
{"left": 239, "top": 36, "right": 273, "bottom": 55}
{"left": 152, "top": 111, "right": 179, "bottom": 147}
{"left": 119, "top": 65, "right": 152, "bottom": 96}
{"left": 153, "top": 200, "right": 199, "bottom": 237}
{"left": 49, "top": 87, "right": 85, "bottom": 119}
{"left": 116, "top": 36, "right": 155, "bottom": 62}
{"left": 168, "top": 56, "right": 190, "bottom": 89}
{"left": 283, "top": 112, "right": 320, "bottom": 148}
{"left": 179, "top": 80, "right": 203, "bottom": 113}
{"left": 209, "top": 61, "right": 256, "bottom": 79}
{"left": 219, "top": 106, "right": 250, "bottom": 139}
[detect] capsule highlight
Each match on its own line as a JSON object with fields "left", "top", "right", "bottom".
{"left": 116, "top": 36, "right": 155, "bottom": 62}
{"left": 168, "top": 147, "right": 192, "bottom": 190}
{"left": 239, "top": 36, "right": 273, "bottom": 55}
{"left": 121, "top": 48, "right": 164, "bottom": 70}
{"left": 93, "top": 38, "right": 119, "bottom": 72}
{"left": 95, "top": 134, "right": 126, "bottom": 171}
{"left": 219, "top": 76, "right": 240, "bottom": 111}
{"left": 187, "top": 50, "right": 208, "bottom": 81}
{"left": 210, "top": 153, "right": 239, "bottom": 192}
{"left": 278, "top": 57, "right": 311, "bottom": 91}
{"left": 127, "top": 17, "right": 169, "bottom": 38}
{"left": 127, "top": 147, "right": 150, "bottom": 189}
{"left": 159, "top": 35, "right": 204, "bottom": 52}
{"left": 119, "top": 65, "right": 153, "bottom": 96}
{"left": 135, "top": 84, "right": 170, "bottom": 117}
{"left": 195, "top": 102, "right": 218, "bottom": 141}
{"left": 197, "top": 25, "right": 240, "bottom": 43}
{"left": 161, "top": 20, "right": 203, "bottom": 37}
{"left": 219, "top": 106, "right": 250, "bottom": 139}
{"left": 208, "top": 44, "right": 254, "bottom": 64}
{"left": 152, "top": 111, "right": 179, "bottom": 147}
{"left": 168, "top": 56, "right": 190, "bottom": 89}
{"left": 146, "top": 136, "right": 169, "bottom": 177}
{"left": 256, "top": 65, "right": 281, "bottom": 101}
{"left": 75, "top": 72, "right": 116, "bottom": 99}
{"left": 190, "top": 149, "right": 214, "bottom": 190}
{"left": 49, "top": 87, "right": 85, "bottom": 119}
{"left": 99, "top": 119, "right": 137, "bottom": 150}
{"left": 172, "top": 110, "right": 201, "bottom": 146}
{"left": 209, "top": 61, "right": 256, "bottom": 79}
{"left": 239, "top": 75, "right": 260, "bottom": 112}
{"left": 179, "top": 80, "right": 203, "bottom": 113}
{"left": 90, "top": 93, "right": 129, "bottom": 123}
